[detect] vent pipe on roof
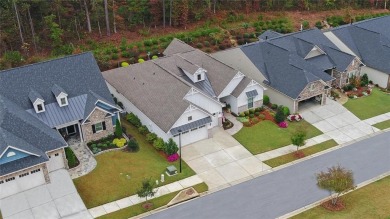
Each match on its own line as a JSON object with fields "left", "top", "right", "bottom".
{"left": 266, "top": 36, "right": 268, "bottom": 40}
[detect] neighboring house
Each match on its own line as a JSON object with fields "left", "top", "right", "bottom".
{"left": 0, "top": 52, "right": 120, "bottom": 198}
{"left": 213, "top": 28, "right": 360, "bottom": 113}
{"left": 103, "top": 39, "right": 264, "bottom": 146}
{"left": 324, "top": 16, "right": 390, "bottom": 88}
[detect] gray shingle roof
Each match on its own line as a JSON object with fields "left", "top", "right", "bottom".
{"left": 331, "top": 16, "right": 390, "bottom": 74}
{"left": 28, "top": 90, "right": 43, "bottom": 103}
{"left": 170, "top": 117, "right": 212, "bottom": 135}
{"left": 0, "top": 95, "right": 66, "bottom": 175}
{"left": 231, "top": 77, "right": 251, "bottom": 98}
{"left": 258, "top": 30, "right": 283, "bottom": 41}
{"left": 163, "top": 38, "right": 196, "bottom": 56}
{"left": 102, "top": 61, "right": 191, "bottom": 132}
{"left": 51, "top": 84, "right": 67, "bottom": 97}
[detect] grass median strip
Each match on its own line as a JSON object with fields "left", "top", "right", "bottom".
{"left": 263, "top": 140, "right": 338, "bottom": 168}
{"left": 97, "top": 183, "right": 208, "bottom": 219}
{"left": 291, "top": 175, "right": 390, "bottom": 219}
{"left": 373, "top": 120, "right": 390, "bottom": 130}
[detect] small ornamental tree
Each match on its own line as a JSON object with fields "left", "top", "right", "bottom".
{"left": 164, "top": 138, "right": 178, "bottom": 155}
{"left": 316, "top": 165, "right": 355, "bottom": 206}
{"left": 291, "top": 127, "right": 306, "bottom": 151}
{"left": 136, "top": 178, "right": 157, "bottom": 202}
{"left": 114, "top": 119, "right": 122, "bottom": 137}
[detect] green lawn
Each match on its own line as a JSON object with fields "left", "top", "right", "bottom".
{"left": 233, "top": 120, "right": 322, "bottom": 155}
{"left": 373, "top": 120, "right": 390, "bottom": 130}
{"left": 292, "top": 176, "right": 390, "bottom": 219}
{"left": 343, "top": 88, "right": 390, "bottom": 120}
{"left": 98, "top": 183, "right": 208, "bottom": 219}
{"left": 73, "top": 119, "right": 195, "bottom": 208}
{"left": 264, "top": 140, "right": 338, "bottom": 168}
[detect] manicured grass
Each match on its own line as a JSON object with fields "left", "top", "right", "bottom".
{"left": 233, "top": 120, "right": 322, "bottom": 155}
{"left": 291, "top": 176, "right": 390, "bottom": 219}
{"left": 343, "top": 88, "right": 390, "bottom": 120}
{"left": 373, "top": 120, "right": 390, "bottom": 130}
{"left": 264, "top": 140, "right": 338, "bottom": 168}
{"left": 73, "top": 119, "right": 195, "bottom": 208}
{"left": 97, "top": 183, "right": 208, "bottom": 219}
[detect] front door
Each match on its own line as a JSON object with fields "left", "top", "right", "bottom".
{"left": 66, "top": 125, "right": 76, "bottom": 135}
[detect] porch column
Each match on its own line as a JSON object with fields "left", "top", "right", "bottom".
{"left": 78, "top": 122, "right": 84, "bottom": 142}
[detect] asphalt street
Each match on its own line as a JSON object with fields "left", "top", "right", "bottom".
{"left": 147, "top": 131, "right": 390, "bottom": 219}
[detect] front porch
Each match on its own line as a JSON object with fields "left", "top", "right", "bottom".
{"left": 57, "top": 123, "right": 84, "bottom": 143}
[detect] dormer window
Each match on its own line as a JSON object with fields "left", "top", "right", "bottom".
{"left": 52, "top": 84, "right": 68, "bottom": 107}
{"left": 37, "top": 104, "right": 44, "bottom": 112}
{"left": 197, "top": 74, "right": 201, "bottom": 81}
{"left": 60, "top": 97, "right": 68, "bottom": 106}
{"left": 29, "top": 90, "right": 45, "bottom": 113}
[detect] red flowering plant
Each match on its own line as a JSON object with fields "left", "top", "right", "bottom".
{"left": 167, "top": 153, "right": 179, "bottom": 162}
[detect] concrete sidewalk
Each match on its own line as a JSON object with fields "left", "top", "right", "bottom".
{"left": 363, "top": 112, "right": 390, "bottom": 125}
{"left": 224, "top": 113, "right": 243, "bottom": 135}
{"left": 88, "top": 175, "right": 203, "bottom": 218}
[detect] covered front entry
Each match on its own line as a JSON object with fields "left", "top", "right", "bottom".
{"left": 57, "top": 123, "right": 83, "bottom": 142}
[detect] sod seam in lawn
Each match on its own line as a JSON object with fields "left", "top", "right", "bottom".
{"left": 291, "top": 176, "right": 390, "bottom": 219}
{"left": 343, "top": 88, "right": 390, "bottom": 120}
{"left": 373, "top": 120, "right": 390, "bottom": 130}
{"left": 97, "top": 183, "right": 208, "bottom": 219}
{"left": 263, "top": 140, "right": 338, "bottom": 168}
{"left": 73, "top": 119, "right": 196, "bottom": 208}
{"left": 233, "top": 120, "right": 322, "bottom": 155}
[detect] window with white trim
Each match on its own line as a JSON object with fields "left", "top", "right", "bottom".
{"left": 19, "top": 172, "right": 29, "bottom": 178}
{"left": 37, "top": 103, "right": 44, "bottom": 112}
{"left": 188, "top": 116, "right": 192, "bottom": 121}
{"left": 6, "top": 151, "right": 16, "bottom": 157}
{"left": 5, "top": 177, "right": 15, "bottom": 182}
{"left": 31, "top": 169, "right": 41, "bottom": 174}
{"left": 60, "top": 97, "right": 67, "bottom": 106}
{"left": 92, "top": 122, "right": 106, "bottom": 133}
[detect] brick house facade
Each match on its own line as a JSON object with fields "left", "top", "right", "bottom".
{"left": 82, "top": 108, "right": 115, "bottom": 142}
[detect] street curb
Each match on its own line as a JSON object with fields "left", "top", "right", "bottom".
{"left": 277, "top": 171, "right": 390, "bottom": 219}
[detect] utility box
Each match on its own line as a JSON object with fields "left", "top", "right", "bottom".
{"left": 166, "top": 165, "right": 178, "bottom": 176}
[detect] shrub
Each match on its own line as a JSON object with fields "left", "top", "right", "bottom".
{"left": 204, "top": 41, "right": 210, "bottom": 47}
{"left": 146, "top": 133, "right": 157, "bottom": 144}
{"left": 361, "top": 73, "right": 369, "bottom": 86}
{"left": 239, "top": 112, "right": 245, "bottom": 117}
{"left": 259, "top": 114, "right": 265, "bottom": 120}
{"left": 114, "top": 119, "right": 122, "bottom": 137}
{"left": 278, "top": 121, "right": 288, "bottom": 128}
{"left": 271, "top": 104, "right": 278, "bottom": 109}
{"left": 243, "top": 121, "right": 251, "bottom": 127}
{"left": 138, "top": 125, "right": 149, "bottom": 135}
{"left": 164, "top": 138, "right": 178, "bottom": 155}
{"left": 92, "top": 147, "right": 101, "bottom": 154}
{"left": 65, "top": 147, "right": 77, "bottom": 168}
{"left": 111, "top": 53, "right": 119, "bottom": 60}
{"left": 249, "top": 109, "right": 255, "bottom": 114}
{"left": 302, "top": 20, "right": 310, "bottom": 30}
{"left": 263, "top": 95, "right": 270, "bottom": 105}
{"left": 218, "top": 44, "right": 225, "bottom": 50}
{"left": 143, "top": 40, "right": 153, "bottom": 47}
{"left": 138, "top": 58, "right": 145, "bottom": 63}
{"left": 343, "top": 84, "right": 354, "bottom": 91}
{"left": 167, "top": 153, "right": 179, "bottom": 162}
{"left": 3, "top": 51, "right": 24, "bottom": 67}
{"left": 249, "top": 114, "right": 255, "bottom": 118}
{"left": 113, "top": 138, "right": 127, "bottom": 147}
{"left": 255, "top": 112, "right": 260, "bottom": 116}
{"left": 274, "top": 108, "right": 285, "bottom": 123}
{"left": 152, "top": 55, "right": 158, "bottom": 60}
{"left": 244, "top": 111, "right": 250, "bottom": 116}
{"left": 315, "top": 21, "right": 323, "bottom": 29}
{"left": 126, "top": 113, "right": 142, "bottom": 127}
{"left": 252, "top": 118, "right": 259, "bottom": 124}
{"left": 127, "top": 138, "right": 139, "bottom": 152}
{"left": 153, "top": 137, "right": 165, "bottom": 151}
{"left": 282, "top": 106, "right": 290, "bottom": 116}
{"left": 236, "top": 117, "right": 249, "bottom": 123}
{"left": 121, "top": 62, "right": 129, "bottom": 67}
{"left": 196, "top": 43, "right": 203, "bottom": 48}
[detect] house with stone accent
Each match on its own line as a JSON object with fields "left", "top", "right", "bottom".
{"left": 0, "top": 52, "right": 120, "bottom": 199}
{"left": 213, "top": 28, "right": 361, "bottom": 113}
{"left": 324, "top": 16, "right": 390, "bottom": 89}
{"left": 103, "top": 39, "right": 265, "bottom": 146}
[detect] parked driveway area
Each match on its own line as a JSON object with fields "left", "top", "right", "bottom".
{"left": 300, "top": 98, "right": 379, "bottom": 144}
{"left": 0, "top": 169, "right": 92, "bottom": 219}
{"left": 182, "top": 128, "right": 271, "bottom": 191}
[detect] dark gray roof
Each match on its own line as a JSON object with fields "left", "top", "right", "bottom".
{"left": 246, "top": 90, "right": 258, "bottom": 98}
{"left": 28, "top": 90, "right": 43, "bottom": 103}
{"left": 0, "top": 52, "right": 116, "bottom": 111}
{"left": 331, "top": 16, "right": 390, "bottom": 74}
{"left": 170, "top": 117, "right": 212, "bottom": 135}
{"left": 231, "top": 77, "right": 252, "bottom": 98}
{"left": 26, "top": 95, "right": 87, "bottom": 128}
{"left": 0, "top": 95, "right": 66, "bottom": 176}
{"left": 102, "top": 61, "right": 191, "bottom": 132}
{"left": 258, "top": 30, "right": 283, "bottom": 41}
{"left": 51, "top": 84, "right": 67, "bottom": 97}
{"left": 163, "top": 38, "right": 196, "bottom": 56}
{"left": 0, "top": 155, "right": 47, "bottom": 176}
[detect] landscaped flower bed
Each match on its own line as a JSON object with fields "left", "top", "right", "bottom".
{"left": 87, "top": 134, "right": 127, "bottom": 154}
{"left": 236, "top": 107, "right": 276, "bottom": 127}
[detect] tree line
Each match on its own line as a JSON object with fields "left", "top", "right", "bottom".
{"left": 0, "top": 0, "right": 388, "bottom": 56}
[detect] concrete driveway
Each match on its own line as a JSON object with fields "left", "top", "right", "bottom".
{"left": 0, "top": 169, "right": 92, "bottom": 219}
{"left": 182, "top": 128, "right": 271, "bottom": 191}
{"left": 300, "top": 98, "right": 379, "bottom": 144}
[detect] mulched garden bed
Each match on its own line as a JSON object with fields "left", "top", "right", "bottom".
{"left": 321, "top": 198, "right": 346, "bottom": 211}
{"left": 87, "top": 134, "right": 126, "bottom": 154}
{"left": 243, "top": 109, "right": 276, "bottom": 127}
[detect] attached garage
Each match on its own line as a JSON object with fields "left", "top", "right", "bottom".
{"left": 47, "top": 150, "right": 65, "bottom": 172}
{"left": 0, "top": 167, "right": 45, "bottom": 199}
{"left": 171, "top": 117, "right": 212, "bottom": 146}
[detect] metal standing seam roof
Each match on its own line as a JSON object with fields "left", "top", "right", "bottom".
{"left": 26, "top": 94, "right": 87, "bottom": 128}
{"left": 170, "top": 116, "right": 212, "bottom": 135}
{"left": 246, "top": 90, "right": 258, "bottom": 98}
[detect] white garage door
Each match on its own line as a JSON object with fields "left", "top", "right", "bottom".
{"left": 47, "top": 151, "right": 65, "bottom": 172}
{"left": 0, "top": 169, "right": 45, "bottom": 199}
{"left": 180, "top": 126, "right": 208, "bottom": 146}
